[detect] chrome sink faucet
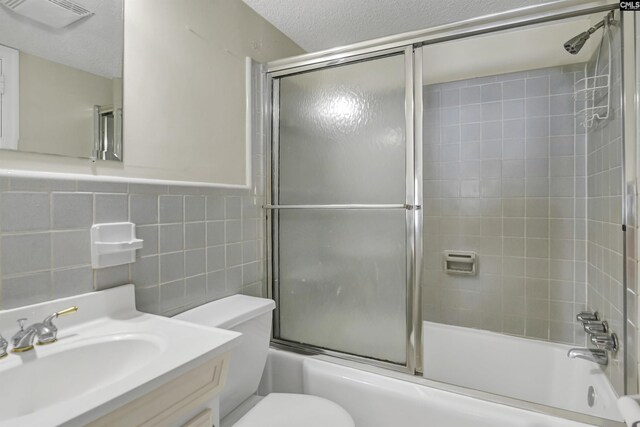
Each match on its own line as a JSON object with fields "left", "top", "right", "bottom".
{"left": 12, "top": 318, "right": 37, "bottom": 352}
{"left": 0, "top": 335, "right": 7, "bottom": 359}
{"left": 11, "top": 306, "right": 78, "bottom": 353}
{"left": 567, "top": 348, "right": 608, "bottom": 366}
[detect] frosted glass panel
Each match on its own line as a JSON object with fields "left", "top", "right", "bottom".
{"left": 278, "top": 54, "right": 406, "bottom": 204}
{"left": 278, "top": 209, "right": 407, "bottom": 364}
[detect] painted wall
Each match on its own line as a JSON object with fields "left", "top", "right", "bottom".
{"left": 423, "top": 14, "right": 601, "bottom": 85}
{"left": 0, "top": 0, "right": 303, "bottom": 186}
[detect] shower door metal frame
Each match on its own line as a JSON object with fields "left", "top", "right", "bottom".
{"left": 266, "top": 45, "right": 422, "bottom": 374}
{"left": 265, "top": 0, "right": 624, "bottom": 381}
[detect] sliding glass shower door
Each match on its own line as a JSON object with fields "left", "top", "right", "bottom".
{"left": 269, "top": 49, "right": 417, "bottom": 367}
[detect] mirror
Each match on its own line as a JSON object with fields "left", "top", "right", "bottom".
{"left": 0, "top": 0, "right": 123, "bottom": 161}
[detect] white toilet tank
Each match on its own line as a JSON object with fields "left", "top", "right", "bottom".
{"left": 175, "top": 295, "right": 275, "bottom": 419}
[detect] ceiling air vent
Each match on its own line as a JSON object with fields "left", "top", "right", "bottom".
{"left": 0, "top": 0, "right": 93, "bottom": 28}
{"left": 3, "top": 0, "right": 26, "bottom": 8}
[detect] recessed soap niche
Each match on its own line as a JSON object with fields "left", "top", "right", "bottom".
{"left": 443, "top": 251, "right": 477, "bottom": 275}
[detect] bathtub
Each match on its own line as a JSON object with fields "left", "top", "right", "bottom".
{"left": 423, "top": 321, "right": 622, "bottom": 421}
{"left": 259, "top": 340, "right": 624, "bottom": 427}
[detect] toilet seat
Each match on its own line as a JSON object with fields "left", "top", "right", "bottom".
{"left": 232, "top": 393, "right": 355, "bottom": 427}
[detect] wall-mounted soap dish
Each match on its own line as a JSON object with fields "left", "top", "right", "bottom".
{"left": 90, "top": 222, "right": 143, "bottom": 269}
{"left": 443, "top": 251, "right": 477, "bottom": 275}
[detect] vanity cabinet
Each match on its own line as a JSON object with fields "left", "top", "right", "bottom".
{"left": 182, "top": 409, "right": 213, "bottom": 427}
{"left": 88, "top": 354, "right": 228, "bottom": 427}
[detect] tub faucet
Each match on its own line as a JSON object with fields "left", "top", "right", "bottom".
{"left": 567, "top": 348, "right": 608, "bottom": 366}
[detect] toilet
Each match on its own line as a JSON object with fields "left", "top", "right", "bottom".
{"left": 175, "top": 295, "right": 355, "bottom": 427}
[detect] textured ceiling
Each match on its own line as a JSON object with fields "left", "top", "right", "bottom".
{"left": 0, "top": 0, "right": 122, "bottom": 78}
{"left": 242, "top": 0, "right": 561, "bottom": 52}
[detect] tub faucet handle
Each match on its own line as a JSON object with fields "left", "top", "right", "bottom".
{"left": 577, "top": 311, "right": 598, "bottom": 323}
{"left": 590, "top": 333, "right": 618, "bottom": 352}
{"left": 583, "top": 320, "right": 608, "bottom": 334}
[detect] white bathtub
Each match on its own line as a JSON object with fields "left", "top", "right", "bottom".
{"left": 259, "top": 348, "right": 615, "bottom": 427}
{"left": 423, "top": 321, "right": 622, "bottom": 421}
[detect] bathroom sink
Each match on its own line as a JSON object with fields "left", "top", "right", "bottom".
{"left": 0, "top": 285, "right": 242, "bottom": 426}
{"left": 0, "top": 334, "right": 164, "bottom": 421}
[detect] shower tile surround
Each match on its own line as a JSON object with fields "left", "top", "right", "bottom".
{"left": 422, "top": 65, "right": 589, "bottom": 345}
{"left": 0, "top": 179, "right": 266, "bottom": 315}
{"left": 585, "top": 19, "right": 627, "bottom": 394}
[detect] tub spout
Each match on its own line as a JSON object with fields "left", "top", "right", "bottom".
{"left": 567, "top": 348, "right": 608, "bottom": 366}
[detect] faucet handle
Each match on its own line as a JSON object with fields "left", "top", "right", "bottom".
{"left": 37, "top": 306, "right": 78, "bottom": 345}
{"left": 16, "top": 318, "right": 27, "bottom": 331}
{"left": 583, "top": 320, "right": 608, "bottom": 334}
{"left": 43, "top": 306, "right": 78, "bottom": 325}
{"left": 590, "top": 333, "right": 618, "bottom": 352}
{"left": 577, "top": 311, "right": 598, "bottom": 323}
{"left": 55, "top": 307, "right": 78, "bottom": 317}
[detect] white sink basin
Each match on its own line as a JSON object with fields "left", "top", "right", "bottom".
{"left": 0, "top": 285, "right": 241, "bottom": 426}
{"left": 0, "top": 334, "right": 164, "bottom": 420}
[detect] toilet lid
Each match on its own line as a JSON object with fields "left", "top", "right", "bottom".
{"left": 233, "top": 393, "right": 355, "bottom": 427}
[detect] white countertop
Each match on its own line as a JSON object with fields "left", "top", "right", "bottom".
{"left": 0, "top": 285, "right": 242, "bottom": 427}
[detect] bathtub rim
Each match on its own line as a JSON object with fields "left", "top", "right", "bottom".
{"left": 268, "top": 343, "right": 625, "bottom": 427}
{"left": 422, "top": 320, "right": 621, "bottom": 421}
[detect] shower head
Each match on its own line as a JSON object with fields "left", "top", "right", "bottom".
{"left": 563, "top": 19, "right": 605, "bottom": 55}
{"left": 563, "top": 31, "right": 592, "bottom": 55}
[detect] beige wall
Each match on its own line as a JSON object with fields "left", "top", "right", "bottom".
{"left": 18, "top": 52, "right": 114, "bottom": 158}
{"left": 0, "top": 0, "right": 303, "bottom": 185}
{"left": 423, "top": 14, "right": 602, "bottom": 85}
